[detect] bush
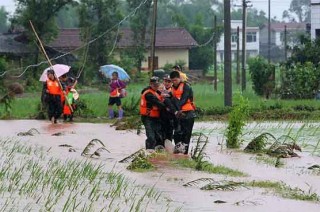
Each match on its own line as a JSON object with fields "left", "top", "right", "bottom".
{"left": 226, "top": 95, "right": 249, "bottom": 148}
{"left": 280, "top": 62, "right": 320, "bottom": 99}
{"left": 248, "top": 56, "right": 275, "bottom": 98}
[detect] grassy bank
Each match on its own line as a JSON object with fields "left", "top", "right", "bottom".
{"left": 1, "top": 82, "right": 320, "bottom": 120}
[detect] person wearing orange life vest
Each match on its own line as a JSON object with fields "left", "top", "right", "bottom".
{"left": 170, "top": 70, "right": 196, "bottom": 154}
{"left": 140, "top": 77, "right": 174, "bottom": 150}
{"left": 159, "top": 74, "right": 175, "bottom": 142}
{"left": 44, "top": 69, "right": 64, "bottom": 124}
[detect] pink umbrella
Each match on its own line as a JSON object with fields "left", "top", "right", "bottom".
{"left": 39, "top": 64, "right": 71, "bottom": 82}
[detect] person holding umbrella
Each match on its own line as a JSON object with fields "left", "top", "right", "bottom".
{"left": 44, "top": 69, "right": 65, "bottom": 124}
{"left": 108, "top": 71, "right": 126, "bottom": 119}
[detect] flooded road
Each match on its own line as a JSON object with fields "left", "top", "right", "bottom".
{"left": 0, "top": 120, "right": 320, "bottom": 211}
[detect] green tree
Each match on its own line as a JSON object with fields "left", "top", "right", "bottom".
{"left": 283, "top": 0, "right": 310, "bottom": 23}
{"left": 248, "top": 57, "right": 275, "bottom": 98}
{"left": 231, "top": 8, "right": 269, "bottom": 27}
{"left": 14, "top": 0, "right": 74, "bottom": 41}
{"left": 78, "top": 0, "right": 122, "bottom": 79}
{"left": 126, "top": 0, "right": 152, "bottom": 72}
{"left": 13, "top": 0, "right": 74, "bottom": 79}
{"left": 0, "top": 6, "right": 9, "bottom": 33}
{"left": 56, "top": 5, "right": 79, "bottom": 28}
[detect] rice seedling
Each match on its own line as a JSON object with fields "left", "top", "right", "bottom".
{"left": 81, "top": 139, "right": 109, "bottom": 157}
{"left": 17, "top": 128, "right": 40, "bottom": 136}
{"left": 0, "top": 138, "right": 179, "bottom": 211}
{"left": 246, "top": 180, "right": 320, "bottom": 202}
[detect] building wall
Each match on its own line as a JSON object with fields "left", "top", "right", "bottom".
{"left": 217, "top": 21, "right": 259, "bottom": 63}
{"left": 114, "top": 48, "right": 189, "bottom": 70}
{"left": 141, "top": 48, "right": 189, "bottom": 69}
{"left": 259, "top": 27, "right": 277, "bottom": 45}
{"left": 311, "top": 1, "right": 320, "bottom": 39}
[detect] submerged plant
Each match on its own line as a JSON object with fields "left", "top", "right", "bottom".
{"left": 226, "top": 95, "right": 249, "bottom": 148}
{"left": 127, "top": 152, "right": 154, "bottom": 171}
{"left": 244, "top": 132, "right": 277, "bottom": 152}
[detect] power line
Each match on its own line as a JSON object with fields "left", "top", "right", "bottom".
{"left": 0, "top": 0, "right": 150, "bottom": 78}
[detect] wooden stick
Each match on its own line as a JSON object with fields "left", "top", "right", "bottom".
{"left": 29, "top": 20, "right": 73, "bottom": 112}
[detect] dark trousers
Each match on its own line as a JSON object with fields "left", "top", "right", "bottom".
{"left": 174, "top": 117, "right": 195, "bottom": 152}
{"left": 141, "top": 116, "right": 163, "bottom": 149}
{"left": 161, "top": 118, "right": 174, "bottom": 141}
{"left": 47, "top": 94, "right": 62, "bottom": 120}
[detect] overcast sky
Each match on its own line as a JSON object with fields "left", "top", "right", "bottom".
{"left": 1, "top": 0, "right": 292, "bottom": 20}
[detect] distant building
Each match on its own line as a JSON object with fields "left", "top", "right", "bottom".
{"left": 260, "top": 22, "right": 307, "bottom": 48}
{"left": 217, "top": 20, "right": 259, "bottom": 63}
{"left": 259, "top": 22, "right": 307, "bottom": 62}
{"left": 49, "top": 28, "right": 198, "bottom": 70}
{"left": 311, "top": 0, "right": 320, "bottom": 39}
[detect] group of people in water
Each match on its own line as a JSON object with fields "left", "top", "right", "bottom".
{"left": 139, "top": 66, "right": 196, "bottom": 154}
{"left": 44, "top": 65, "right": 195, "bottom": 154}
{"left": 42, "top": 69, "right": 78, "bottom": 124}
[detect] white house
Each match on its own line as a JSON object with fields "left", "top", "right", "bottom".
{"left": 311, "top": 0, "right": 320, "bottom": 39}
{"left": 217, "top": 20, "right": 259, "bottom": 63}
{"left": 260, "top": 22, "right": 306, "bottom": 48}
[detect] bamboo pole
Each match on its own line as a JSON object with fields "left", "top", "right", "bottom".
{"left": 29, "top": 20, "right": 73, "bottom": 112}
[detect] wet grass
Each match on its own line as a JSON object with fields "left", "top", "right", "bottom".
{"left": 3, "top": 82, "right": 320, "bottom": 120}
{"left": 250, "top": 155, "right": 283, "bottom": 167}
{"left": 172, "top": 158, "right": 248, "bottom": 177}
{"left": 246, "top": 180, "right": 320, "bottom": 202}
{"left": 0, "top": 138, "right": 178, "bottom": 211}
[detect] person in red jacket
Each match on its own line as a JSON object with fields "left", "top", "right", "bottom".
{"left": 44, "top": 69, "right": 64, "bottom": 124}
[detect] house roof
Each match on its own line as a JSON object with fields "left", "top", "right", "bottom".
{"left": 261, "top": 22, "right": 307, "bottom": 31}
{"left": 48, "top": 28, "right": 82, "bottom": 52}
{"left": 0, "top": 33, "right": 32, "bottom": 55}
{"left": 48, "top": 27, "right": 198, "bottom": 52}
{"left": 117, "top": 28, "right": 198, "bottom": 49}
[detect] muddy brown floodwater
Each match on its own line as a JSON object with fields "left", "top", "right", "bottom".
{"left": 1, "top": 120, "right": 320, "bottom": 211}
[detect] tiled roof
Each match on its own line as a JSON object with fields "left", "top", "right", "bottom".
{"left": 261, "top": 22, "right": 307, "bottom": 31}
{"left": 48, "top": 27, "right": 198, "bottom": 52}
{"left": 48, "top": 28, "right": 82, "bottom": 52}
{"left": 0, "top": 33, "right": 32, "bottom": 55}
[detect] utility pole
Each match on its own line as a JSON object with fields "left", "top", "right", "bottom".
{"left": 213, "top": 15, "right": 218, "bottom": 91}
{"left": 268, "top": 0, "right": 271, "bottom": 64}
{"left": 236, "top": 26, "right": 240, "bottom": 84}
{"left": 224, "top": 0, "right": 232, "bottom": 106}
{"left": 150, "top": 0, "right": 158, "bottom": 76}
{"left": 241, "top": 0, "right": 250, "bottom": 91}
{"left": 284, "top": 25, "right": 287, "bottom": 61}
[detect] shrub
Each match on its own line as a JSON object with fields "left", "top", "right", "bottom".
{"left": 248, "top": 56, "right": 275, "bottom": 98}
{"left": 280, "top": 62, "right": 320, "bottom": 99}
{"left": 226, "top": 95, "right": 249, "bottom": 148}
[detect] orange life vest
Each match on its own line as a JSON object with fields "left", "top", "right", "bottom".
{"left": 47, "top": 80, "right": 61, "bottom": 95}
{"left": 110, "top": 88, "right": 120, "bottom": 97}
{"left": 172, "top": 82, "right": 195, "bottom": 111}
{"left": 140, "top": 89, "right": 161, "bottom": 118}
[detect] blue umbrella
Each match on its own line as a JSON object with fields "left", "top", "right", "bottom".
{"left": 99, "top": 64, "right": 130, "bottom": 81}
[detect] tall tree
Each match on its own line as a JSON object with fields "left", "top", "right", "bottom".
{"left": 283, "top": 0, "right": 310, "bottom": 23}
{"left": 126, "top": 0, "right": 152, "bottom": 72}
{"left": 78, "top": 0, "right": 122, "bottom": 68}
{"left": 56, "top": 5, "right": 79, "bottom": 28}
{"left": 13, "top": 0, "right": 74, "bottom": 79}
{"left": 14, "top": 0, "right": 74, "bottom": 41}
{"left": 0, "top": 6, "right": 9, "bottom": 33}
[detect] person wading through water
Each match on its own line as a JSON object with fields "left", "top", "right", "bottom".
{"left": 159, "top": 74, "right": 175, "bottom": 142}
{"left": 140, "top": 77, "right": 175, "bottom": 150}
{"left": 108, "top": 72, "right": 126, "bottom": 119}
{"left": 44, "top": 69, "right": 64, "bottom": 124}
{"left": 170, "top": 70, "right": 196, "bottom": 154}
